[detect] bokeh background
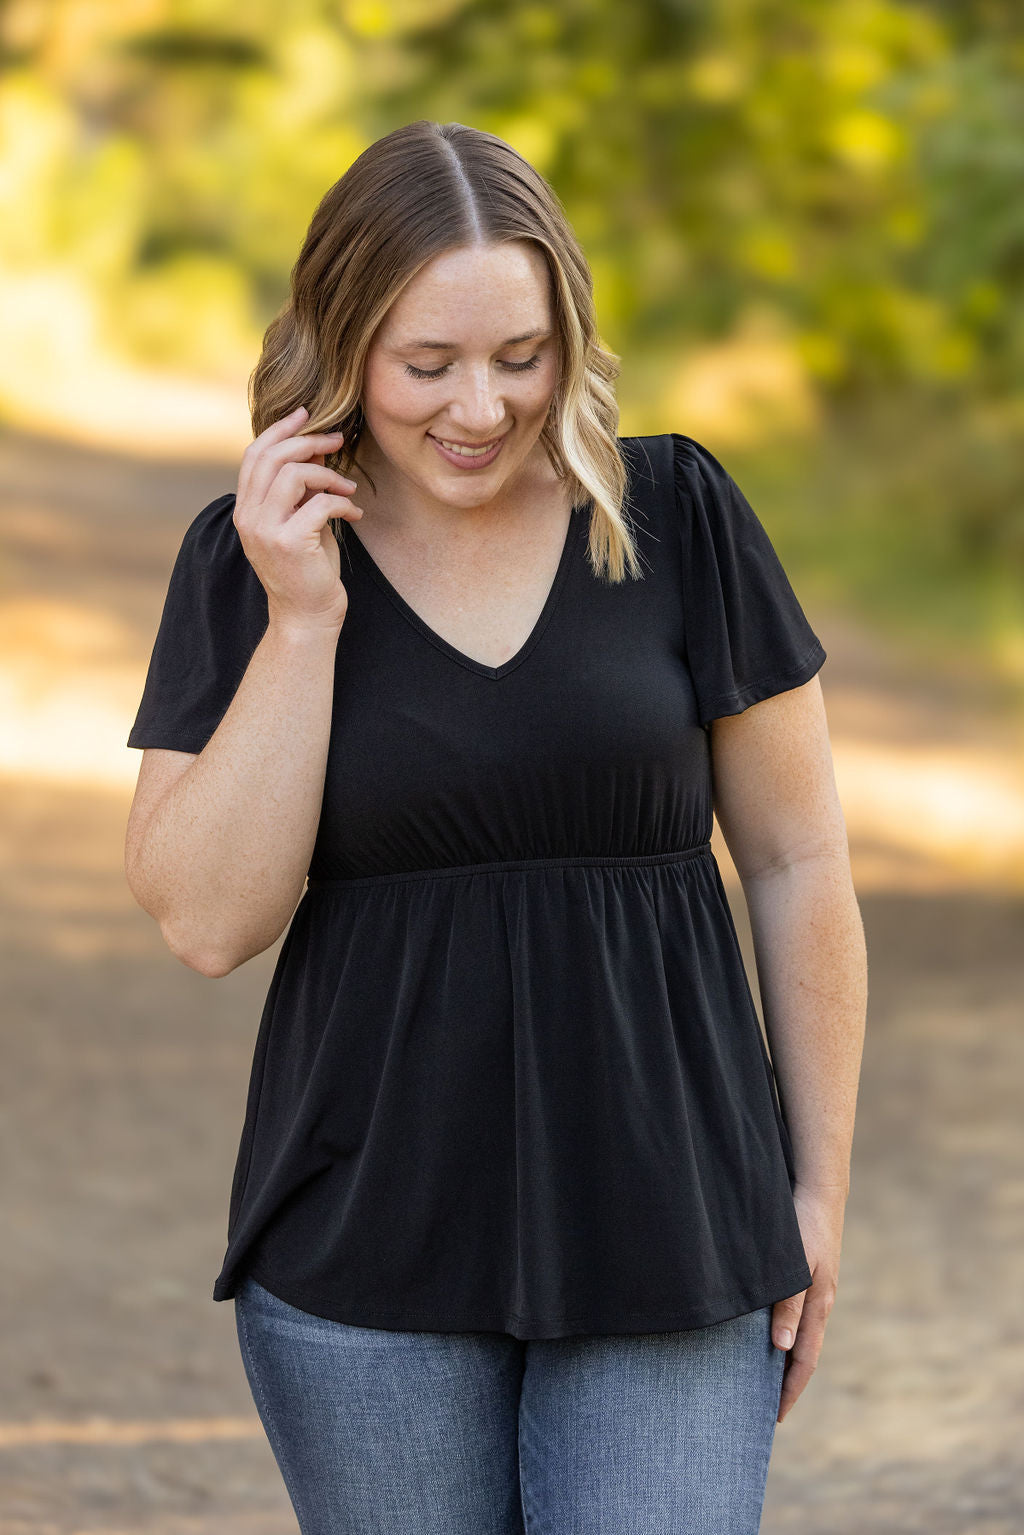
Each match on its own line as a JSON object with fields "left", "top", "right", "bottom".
{"left": 2, "top": 2, "right": 1022, "bottom": 1531}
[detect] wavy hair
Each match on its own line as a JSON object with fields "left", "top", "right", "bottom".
{"left": 249, "top": 119, "right": 642, "bottom": 583}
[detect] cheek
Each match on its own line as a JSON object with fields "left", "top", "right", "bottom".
{"left": 365, "top": 371, "right": 431, "bottom": 428}
{"left": 520, "top": 362, "right": 558, "bottom": 414}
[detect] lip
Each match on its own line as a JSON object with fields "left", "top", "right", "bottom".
{"left": 429, "top": 432, "right": 507, "bottom": 470}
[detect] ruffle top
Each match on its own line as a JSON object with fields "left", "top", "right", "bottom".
{"left": 126, "top": 431, "right": 826, "bottom": 1338}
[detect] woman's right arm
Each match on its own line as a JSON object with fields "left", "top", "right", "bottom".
{"left": 124, "top": 406, "right": 363, "bottom": 976}
{"left": 125, "top": 619, "right": 341, "bottom": 976}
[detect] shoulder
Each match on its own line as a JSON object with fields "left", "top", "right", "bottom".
{"left": 615, "top": 431, "right": 726, "bottom": 488}
{"left": 612, "top": 433, "right": 673, "bottom": 511}
{"left": 666, "top": 434, "right": 737, "bottom": 507}
{"left": 172, "top": 491, "right": 257, "bottom": 589}
{"left": 614, "top": 432, "right": 738, "bottom": 527}
{"left": 178, "top": 491, "right": 240, "bottom": 561}
{"left": 619, "top": 433, "right": 798, "bottom": 589}
{"left": 163, "top": 491, "right": 265, "bottom": 619}
{"left": 669, "top": 431, "right": 727, "bottom": 471}
{"left": 664, "top": 434, "right": 764, "bottom": 545}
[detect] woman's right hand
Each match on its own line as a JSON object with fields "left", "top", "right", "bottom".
{"left": 233, "top": 404, "right": 363, "bottom": 635}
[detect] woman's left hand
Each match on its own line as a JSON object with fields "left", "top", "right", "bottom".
{"left": 770, "top": 1184, "right": 846, "bottom": 1424}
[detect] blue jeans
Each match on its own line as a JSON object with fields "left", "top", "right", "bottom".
{"left": 234, "top": 1274, "right": 786, "bottom": 1534}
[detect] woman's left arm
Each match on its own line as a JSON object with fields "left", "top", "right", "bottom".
{"left": 709, "top": 673, "right": 868, "bottom": 1425}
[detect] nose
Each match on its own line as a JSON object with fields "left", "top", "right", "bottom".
{"left": 444, "top": 366, "right": 509, "bottom": 436}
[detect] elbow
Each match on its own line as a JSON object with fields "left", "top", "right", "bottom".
{"left": 128, "top": 887, "right": 241, "bottom": 976}
{"left": 183, "top": 949, "right": 241, "bottom": 980}
{"left": 125, "top": 837, "right": 248, "bottom": 976}
{"left": 739, "top": 839, "right": 853, "bottom": 886}
{"left": 159, "top": 918, "right": 242, "bottom": 978}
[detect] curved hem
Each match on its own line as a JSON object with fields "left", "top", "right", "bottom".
{"left": 215, "top": 1258, "right": 814, "bottom": 1340}
{"left": 699, "top": 639, "right": 827, "bottom": 727}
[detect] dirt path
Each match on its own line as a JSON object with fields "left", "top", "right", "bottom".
{"left": 1, "top": 427, "right": 1022, "bottom": 1533}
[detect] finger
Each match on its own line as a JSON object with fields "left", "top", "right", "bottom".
{"left": 240, "top": 463, "right": 357, "bottom": 530}
{"left": 245, "top": 428, "right": 348, "bottom": 506}
{"left": 239, "top": 405, "right": 310, "bottom": 497}
{"left": 281, "top": 463, "right": 359, "bottom": 517}
{"left": 254, "top": 403, "right": 310, "bottom": 449}
{"left": 776, "top": 1299, "right": 830, "bottom": 1423}
{"left": 771, "top": 1288, "right": 807, "bottom": 1352}
{"left": 279, "top": 491, "right": 363, "bottom": 541}
{"left": 776, "top": 1336, "right": 821, "bottom": 1423}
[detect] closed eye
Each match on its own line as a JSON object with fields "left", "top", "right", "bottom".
{"left": 404, "top": 357, "right": 542, "bottom": 381}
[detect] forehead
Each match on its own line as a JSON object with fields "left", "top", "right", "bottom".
{"left": 381, "top": 243, "right": 554, "bottom": 343}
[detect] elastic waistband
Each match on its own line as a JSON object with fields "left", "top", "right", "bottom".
{"left": 306, "top": 842, "right": 713, "bottom": 891}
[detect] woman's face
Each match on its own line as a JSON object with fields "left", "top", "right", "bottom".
{"left": 359, "top": 240, "right": 559, "bottom": 513}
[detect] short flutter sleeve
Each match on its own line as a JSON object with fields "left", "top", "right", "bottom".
{"left": 673, "top": 433, "right": 827, "bottom": 727}
{"left": 126, "top": 493, "right": 268, "bottom": 754}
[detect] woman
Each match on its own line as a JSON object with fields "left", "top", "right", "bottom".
{"left": 125, "top": 120, "right": 867, "bottom": 1534}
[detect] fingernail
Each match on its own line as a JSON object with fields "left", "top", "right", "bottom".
{"left": 777, "top": 1328, "right": 794, "bottom": 1350}
{"left": 294, "top": 404, "right": 308, "bottom": 417}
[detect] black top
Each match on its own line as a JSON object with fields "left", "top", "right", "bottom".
{"left": 127, "top": 432, "right": 826, "bottom": 1339}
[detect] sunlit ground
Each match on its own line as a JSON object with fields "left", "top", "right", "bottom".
{"left": 2, "top": 392, "right": 1023, "bottom": 1534}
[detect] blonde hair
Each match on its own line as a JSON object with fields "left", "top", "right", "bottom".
{"left": 249, "top": 119, "right": 642, "bottom": 583}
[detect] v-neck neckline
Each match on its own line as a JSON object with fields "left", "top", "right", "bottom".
{"left": 345, "top": 500, "right": 588, "bottom": 680}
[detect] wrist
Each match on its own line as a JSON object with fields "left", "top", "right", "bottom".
{"left": 266, "top": 613, "right": 345, "bottom": 644}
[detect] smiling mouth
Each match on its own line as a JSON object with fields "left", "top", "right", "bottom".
{"left": 430, "top": 433, "right": 507, "bottom": 457}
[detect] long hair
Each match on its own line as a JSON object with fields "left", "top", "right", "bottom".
{"left": 250, "top": 119, "right": 642, "bottom": 583}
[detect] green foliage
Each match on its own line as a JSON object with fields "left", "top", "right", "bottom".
{"left": 0, "top": 0, "right": 1021, "bottom": 680}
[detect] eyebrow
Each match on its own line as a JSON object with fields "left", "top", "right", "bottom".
{"left": 398, "top": 329, "right": 552, "bottom": 351}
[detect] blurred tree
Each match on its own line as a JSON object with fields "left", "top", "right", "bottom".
{"left": 0, "top": 0, "right": 1021, "bottom": 678}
